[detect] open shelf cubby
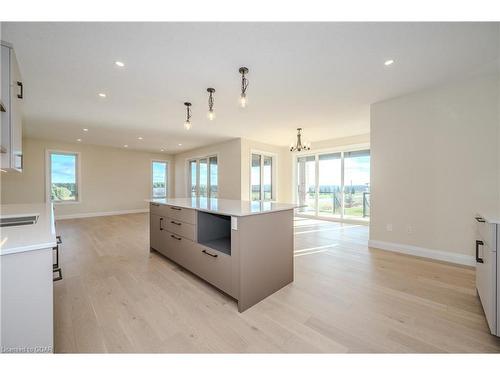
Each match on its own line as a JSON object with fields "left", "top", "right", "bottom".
{"left": 197, "top": 211, "right": 232, "bottom": 256}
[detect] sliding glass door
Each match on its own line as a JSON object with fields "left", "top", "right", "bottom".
{"left": 251, "top": 152, "right": 274, "bottom": 201}
{"left": 295, "top": 149, "right": 370, "bottom": 221}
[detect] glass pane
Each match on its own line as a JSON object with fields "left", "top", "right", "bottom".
{"left": 199, "top": 158, "right": 208, "bottom": 198}
{"left": 251, "top": 154, "right": 261, "bottom": 201}
{"left": 190, "top": 160, "right": 197, "bottom": 197}
{"left": 318, "top": 153, "right": 341, "bottom": 217}
{"left": 209, "top": 156, "right": 218, "bottom": 198}
{"left": 152, "top": 161, "right": 167, "bottom": 198}
{"left": 343, "top": 150, "right": 370, "bottom": 219}
{"left": 263, "top": 156, "right": 272, "bottom": 201}
{"left": 50, "top": 153, "right": 77, "bottom": 201}
{"left": 296, "top": 155, "right": 316, "bottom": 213}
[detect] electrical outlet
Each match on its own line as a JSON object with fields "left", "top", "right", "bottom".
{"left": 386, "top": 224, "right": 393, "bottom": 232}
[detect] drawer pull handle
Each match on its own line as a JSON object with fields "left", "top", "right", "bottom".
{"left": 151, "top": 203, "right": 160, "bottom": 207}
{"left": 159, "top": 217, "right": 164, "bottom": 231}
{"left": 17, "top": 81, "right": 23, "bottom": 99}
{"left": 475, "top": 216, "right": 486, "bottom": 223}
{"left": 170, "top": 206, "right": 182, "bottom": 211}
{"left": 170, "top": 220, "right": 182, "bottom": 226}
{"left": 171, "top": 234, "right": 182, "bottom": 241}
{"left": 56, "top": 235, "right": 62, "bottom": 244}
{"left": 202, "top": 249, "right": 218, "bottom": 258}
{"left": 476, "top": 240, "right": 484, "bottom": 263}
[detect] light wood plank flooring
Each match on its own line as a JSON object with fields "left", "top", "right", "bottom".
{"left": 53, "top": 214, "right": 500, "bottom": 353}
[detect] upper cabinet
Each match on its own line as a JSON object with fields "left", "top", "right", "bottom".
{"left": 1, "top": 41, "right": 23, "bottom": 172}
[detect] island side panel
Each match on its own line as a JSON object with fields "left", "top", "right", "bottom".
{"left": 237, "top": 209, "right": 294, "bottom": 312}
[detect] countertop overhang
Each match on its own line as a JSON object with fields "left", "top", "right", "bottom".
{"left": 1, "top": 203, "right": 57, "bottom": 256}
{"left": 148, "top": 198, "right": 299, "bottom": 217}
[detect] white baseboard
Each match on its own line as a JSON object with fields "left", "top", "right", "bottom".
{"left": 368, "top": 239, "right": 475, "bottom": 267}
{"left": 56, "top": 208, "right": 149, "bottom": 220}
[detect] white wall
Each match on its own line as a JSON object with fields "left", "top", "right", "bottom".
{"left": 370, "top": 73, "right": 499, "bottom": 264}
{"left": 173, "top": 138, "right": 242, "bottom": 200}
{"left": 0, "top": 138, "right": 173, "bottom": 218}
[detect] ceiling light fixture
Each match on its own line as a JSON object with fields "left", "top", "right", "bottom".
{"left": 83, "top": 128, "right": 88, "bottom": 132}
{"left": 207, "top": 88, "right": 216, "bottom": 120}
{"left": 178, "top": 143, "right": 182, "bottom": 146}
{"left": 76, "top": 138, "right": 82, "bottom": 142}
{"left": 115, "top": 61, "right": 125, "bottom": 67}
{"left": 160, "top": 148, "right": 165, "bottom": 152}
{"left": 137, "top": 136, "right": 143, "bottom": 140}
{"left": 290, "top": 128, "right": 311, "bottom": 152}
{"left": 384, "top": 59, "right": 395, "bottom": 66}
{"left": 184, "top": 102, "right": 192, "bottom": 130}
{"left": 124, "top": 144, "right": 128, "bottom": 148}
{"left": 98, "top": 93, "right": 106, "bottom": 98}
{"left": 239, "top": 67, "right": 249, "bottom": 108}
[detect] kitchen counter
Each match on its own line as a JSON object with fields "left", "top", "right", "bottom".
{"left": 477, "top": 213, "right": 500, "bottom": 225}
{"left": 0, "top": 203, "right": 57, "bottom": 256}
{"left": 148, "top": 197, "right": 299, "bottom": 217}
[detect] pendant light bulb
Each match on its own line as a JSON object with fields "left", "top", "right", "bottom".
{"left": 239, "top": 93, "right": 247, "bottom": 108}
{"left": 206, "top": 88, "right": 216, "bottom": 120}
{"left": 207, "top": 110, "right": 215, "bottom": 121}
{"left": 184, "top": 120, "right": 192, "bottom": 130}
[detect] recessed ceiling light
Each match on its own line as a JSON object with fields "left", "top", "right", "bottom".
{"left": 124, "top": 144, "right": 128, "bottom": 148}
{"left": 178, "top": 143, "right": 182, "bottom": 146}
{"left": 160, "top": 148, "right": 165, "bottom": 152}
{"left": 115, "top": 61, "right": 125, "bottom": 67}
{"left": 83, "top": 128, "right": 88, "bottom": 132}
{"left": 384, "top": 59, "right": 395, "bottom": 66}
{"left": 137, "top": 136, "right": 143, "bottom": 140}
{"left": 76, "top": 138, "right": 82, "bottom": 142}
{"left": 98, "top": 93, "right": 107, "bottom": 98}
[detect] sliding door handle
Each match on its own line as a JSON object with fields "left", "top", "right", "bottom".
{"left": 476, "top": 240, "right": 484, "bottom": 263}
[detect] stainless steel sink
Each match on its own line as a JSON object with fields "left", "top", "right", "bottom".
{"left": 0, "top": 215, "right": 39, "bottom": 227}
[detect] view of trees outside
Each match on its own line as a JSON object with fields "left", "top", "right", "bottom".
{"left": 297, "top": 150, "right": 370, "bottom": 219}
{"left": 50, "top": 153, "right": 78, "bottom": 201}
{"left": 152, "top": 161, "right": 167, "bottom": 198}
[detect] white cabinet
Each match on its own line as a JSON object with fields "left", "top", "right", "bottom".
{"left": 475, "top": 215, "right": 498, "bottom": 336}
{"left": 1, "top": 41, "right": 23, "bottom": 172}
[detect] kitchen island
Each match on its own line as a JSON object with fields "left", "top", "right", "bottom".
{"left": 148, "top": 198, "right": 297, "bottom": 312}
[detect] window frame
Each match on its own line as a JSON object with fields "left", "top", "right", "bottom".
{"left": 45, "top": 149, "right": 82, "bottom": 205}
{"left": 186, "top": 153, "right": 218, "bottom": 199}
{"left": 250, "top": 149, "right": 277, "bottom": 202}
{"left": 150, "top": 159, "right": 169, "bottom": 199}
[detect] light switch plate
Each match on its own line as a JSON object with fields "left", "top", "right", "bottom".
{"left": 231, "top": 217, "right": 238, "bottom": 230}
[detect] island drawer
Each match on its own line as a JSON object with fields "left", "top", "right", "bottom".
{"left": 166, "top": 219, "right": 196, "bottom": 241}
{"left": 166, "top": 205, "right": 196, "bottom": 225}
{"left": 191, "top": 242, "right": 233, "bottom": 296}
{"left": 150, "top": 202, "right": 168, "bottom": 217}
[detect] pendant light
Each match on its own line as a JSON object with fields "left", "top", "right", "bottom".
{"left": 239, "top": 67, "right": 249, "bottom": 108}
{"left": 207, "top": 88, "right": 216, "bottom": 120}
{"left": 290, "top": 128, "right": 311, "bottom": 152}
{"left": 184, "top": 102, "right": 192, "bottom": 130}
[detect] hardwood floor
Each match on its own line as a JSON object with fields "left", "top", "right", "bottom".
{"left": 53, "top": 214, "right": 500, "bottom": 353}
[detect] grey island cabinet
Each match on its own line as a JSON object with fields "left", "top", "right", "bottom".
{"left": 148, "top": 198, "right": 298, "bottom": 312}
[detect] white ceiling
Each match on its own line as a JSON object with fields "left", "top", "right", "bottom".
{"left": 2, "top": 22, "right": 499, "bottom": 153}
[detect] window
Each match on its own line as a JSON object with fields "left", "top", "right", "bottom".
{"left": 188, "top": 155, "right": 218, "bottom": 198}
{"left": 151, "top": 160, "right": 168, "bottom": 198}
{"left": 47, "top": 151, "right": 80, "bottom": 203}
{"left": 251, "top": 152, "right": 275, "bottom": 201}
{"left": 295, "top": 149, "right": 370, "bottom": 221}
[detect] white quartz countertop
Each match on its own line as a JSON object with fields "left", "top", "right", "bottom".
{"left": 148, "top": 198, "right": 299, "bottom": 217}
{"left": 1, "top": 203, "right": 57, "bottom": 256}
